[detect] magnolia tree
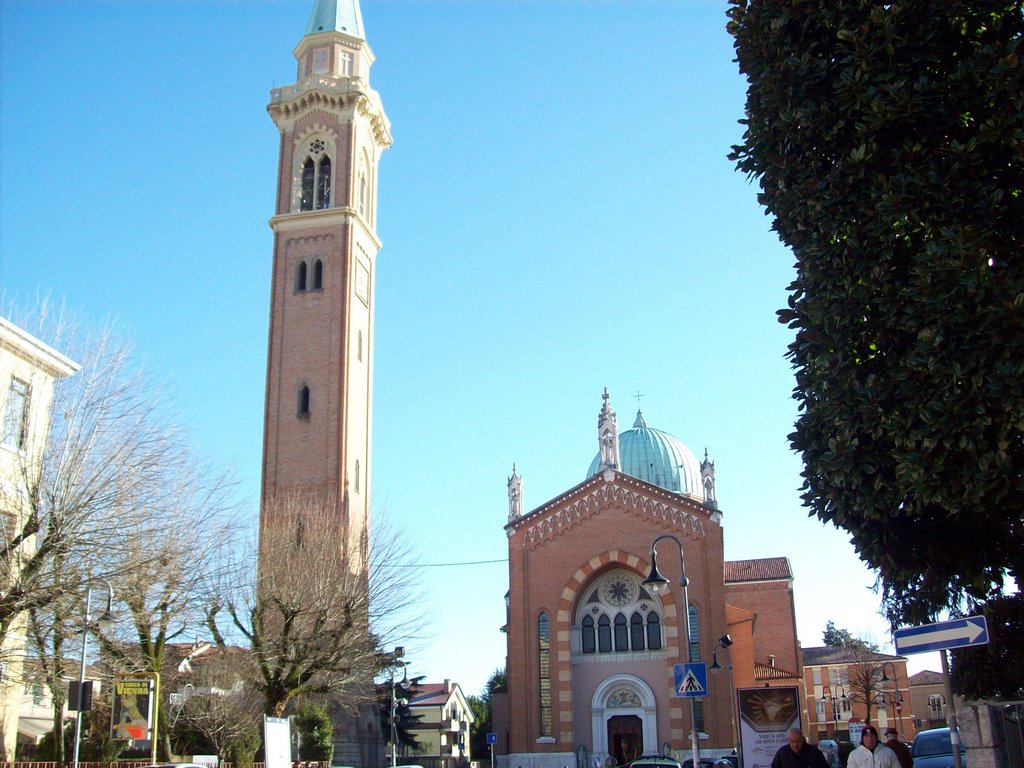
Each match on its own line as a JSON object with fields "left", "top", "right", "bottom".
{"left": 727, "top": 0, "right": 1024, "bottom": 627}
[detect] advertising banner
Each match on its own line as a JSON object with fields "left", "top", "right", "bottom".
{"left": 737, "top": 686, "right": 801, "bottom": 768}
{"left": 111, "top": 677, "right": 153, "bottom": 741}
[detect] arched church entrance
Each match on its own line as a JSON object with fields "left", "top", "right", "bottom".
{"left": 608, "top": 714, "right": 642, "bottom": 765}
{"left": 590, "top": 675, "right": 658, "bottom": 761}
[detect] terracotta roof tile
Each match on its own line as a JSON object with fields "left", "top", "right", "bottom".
{"left": 909, "top": 670, "right": 945, "bottom": 686}
{"left": 754, "top": 661, "right": 801, "bottom": 680}
{"left": 724, "top": 558, "right": 792, "bottom": 583}
{"left": 801, "top": 646, "right": 906, "bottom": 665}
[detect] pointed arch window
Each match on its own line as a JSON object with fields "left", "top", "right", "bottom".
{"left": 630, "top": 612, "right": 646, "bottom": 650}
{"left": 597, "top": 614, "right": 612, "bottom": 652}
{"left": 614, "top": 613, "right": 629, "bottom": 651}
{"left": 538, "top": 613, "right": 552, "bottom": 737}
{"left": 354, "top": 460, "right": 360, "bottom": 493}
{"left": 581, "top": 615, "right": 596, "bottom": 653}
{"left": 296, "top": 261, "right": 308, "bottom": 291}
{"left": 297, "top": 384, "right": 311, "bottom": 417}
{"left": 646, "top": 613, "right": 662, "bottom": 650}
{"left": 688, "top": 605, "right": 700, "bottom": 662}
{"left": 300, "top": 158, "right": 316, "bottom": 211}
{"left": 312, "top": 259, "right": 323, "bottom": 290}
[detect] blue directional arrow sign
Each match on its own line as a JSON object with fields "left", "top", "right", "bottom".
{"left": 894, "top": 615, "right": 989, "bottom": 655}
{"left": 673, "top": 662, "right": 708, "bottom": 698}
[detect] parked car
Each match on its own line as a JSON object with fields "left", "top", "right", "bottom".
{"left": 629, "top": 755, "right": 681, "bottom": 768}
{"left": 818, "top": 739, "right": 840, "bottom": 768}
{"left": 911, "top": 727, "right": 968, "bottom": 768}
{"left": 682, "top": 758, "right": 736, "bottom": 768}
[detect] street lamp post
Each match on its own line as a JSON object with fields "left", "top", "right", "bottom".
{"left": 642, "top": 534, "right": 700, "bottom": 768}
{"left": 820, "top": 685, "right": 834, "bottom": 740}
{"left": 710, "top": 634, "right": 740, "bottom": 768}
{"left": 390, "top": 647, "right": 408, "bottom": 768}
{"left": 833, "top": 685, "right": 847, "bottom": 738}
{"left": 72, "top": 581, "right": 117, "bottom": 768}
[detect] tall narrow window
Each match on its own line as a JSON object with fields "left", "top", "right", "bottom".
{"left": 646, "top": 613, "right": 662, "bottom": 650}
{"left": 581, "top": 616, "right": 596, "bottom": 653}
{"left": 597, "top": 615, "right": 612, "bottom": 652}
{"left": 312, "top": 259, "right": 323, "bottom": 290}
{"left": 354, "top": 460, "right": 360, "bottom": 492}
{"left": 316, "top": 156, "right": 331, "bottom": 208}
{"left": 297, "top": 384, "right": 311, "bottom": 416}
{"left": 296, "top": 261, "right": 308, "bottom": 291}
{"left": 630, "top": 612, "right": 645, "bottom": 650}
{"left": 300, "top": 158, "right": 315, "bottom": 211}
{"left": 538, "top": 613, "right": 551, "bottom": 736}
{"left": 2, "top": 378, "right": 30, "bottom": 450}
{"left": 359, "top": 172, "right": 367, "bottom": 215}
{"left": 688, "top": 605, "right": 700, "bottom": 663}
{"left": 357, "top": 330, "right": 363, "bottom": 361}
{"left": 613, "top": 613, "right": 628, "bottom": 651}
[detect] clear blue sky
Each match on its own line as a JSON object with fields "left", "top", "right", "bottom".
{"left": 0, "top": 0, "right": 941, "bottom": 695}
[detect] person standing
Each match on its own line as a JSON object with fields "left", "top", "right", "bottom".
{"left": 772, "top": 728, "right": 831, "bottom": 768}
{"left": 884, "top": 728, "right": 913, "bottom": 768}
{"left": 848, "top": 725, "right": 899, "bottom": 768}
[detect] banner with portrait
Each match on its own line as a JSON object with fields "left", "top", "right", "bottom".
{"left": 111, "top": 676, "right": 154, "bottom": 741}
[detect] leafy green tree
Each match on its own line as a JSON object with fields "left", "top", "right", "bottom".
{"left": 951, "top": 593, "right": 1024, "bottom": 699}
{"left": 295, "top": 701, "right": 334, "bottom": 763}
{"left": 469, "top": 667, "right": 506, "bottom": 763}
{"left": 727, "top": 0, "right": 1024, "bottom": 627}
{"left": 822, "top": 621, "right": 876, "bottom": 651}
{"left": 379, "top": 674, "right": 423, "bottom": 757}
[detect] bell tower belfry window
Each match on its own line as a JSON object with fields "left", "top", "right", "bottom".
{"left": 297, "top": 137, "right": 333, "bottom": 211}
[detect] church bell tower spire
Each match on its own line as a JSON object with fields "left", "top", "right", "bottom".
{"left": 260, "top": 0, "right": 392, "bottom": 565}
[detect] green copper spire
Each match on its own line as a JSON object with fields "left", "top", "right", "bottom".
{"left": 304, "top": 0, "right": 365, "bottom": 40}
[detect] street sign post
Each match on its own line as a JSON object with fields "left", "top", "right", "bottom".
{"left": 673, "top": 662, "right": 708, "bottom": 698}
{"left": 893, "top": 616, "right": 989, "bottom": 655}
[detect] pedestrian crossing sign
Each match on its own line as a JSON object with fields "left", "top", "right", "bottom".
{"left": 673, "top": 662, "right": 708, "bottom": 698}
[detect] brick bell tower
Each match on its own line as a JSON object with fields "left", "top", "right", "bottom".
{"left": 261, "top": 0, "right": 391, "bottom": 565}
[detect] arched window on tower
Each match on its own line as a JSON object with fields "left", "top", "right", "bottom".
{"left": 297, "top": 384, "right": 311, "bottom": 417}
{"left": 296, "top": 261, "right": 308, "bottom": 292}
{"left": 300, "top": 158, "right": 316, "bottom": 211}
{"left": 312, "top": 259, "right": 323, "bottom": 290}
{"left": 538, "top": 613, "right": 552, "bottom": 737}
{"left": 359, "top": 172, "right": 367, "bottom": 216}
{"left": 316, "top": 156, "right": 331, "bottom": 208}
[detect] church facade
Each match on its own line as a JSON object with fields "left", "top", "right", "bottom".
{"left": 498, "top": 391, "right": 802, "bottom": 768}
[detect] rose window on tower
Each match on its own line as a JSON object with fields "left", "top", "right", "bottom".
{"left": 577, "top": 570, "right": 663, "bottom": 655}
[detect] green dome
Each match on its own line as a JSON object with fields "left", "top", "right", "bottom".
{"left": 587, "top": 410, "right": 705, "bottom": 499}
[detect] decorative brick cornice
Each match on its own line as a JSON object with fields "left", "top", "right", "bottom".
{"left": 508, "top": 474, "right": 707, "bottom": 547}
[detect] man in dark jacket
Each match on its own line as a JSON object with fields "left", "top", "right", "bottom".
{"left": 772, "top": 728, "right": 831, "bottom": 768}
{"left": 884, "top": 728, "right": 913, "bottom": 768}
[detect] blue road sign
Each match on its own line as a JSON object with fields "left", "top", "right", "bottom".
{"left": 894, "top": 615, "right": 989, "bottom": 655}
{"left": 486, "top": 733, "right": 497, "bottom": 745}
{"left": 673, "top": 662, "right": 708, "bottom": 698}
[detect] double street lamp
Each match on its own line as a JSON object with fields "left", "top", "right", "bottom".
{"left": 390, "top": 647, "right": 408, "bottom": 768}
{"left": 72, "top": 581, "right": 118, "bottom": 768}
{"left": 820, "top": 684, "right": 847, "bottom": 740}
{"left": 642, "top": 534, "right": 699, "bottom": 768}
{"left": 710, "top": 635, "right": 740, "bottom": 768}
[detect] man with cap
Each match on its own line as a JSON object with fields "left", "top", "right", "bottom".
{"left": 884, "top": 727, "right": 913, "bottom": 768}
{"left": 848, "top": 725, "right": 899, "bottom": 768}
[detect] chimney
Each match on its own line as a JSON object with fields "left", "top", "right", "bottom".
{"left": 445, "top": 679, "right": 452, "bottom": 693}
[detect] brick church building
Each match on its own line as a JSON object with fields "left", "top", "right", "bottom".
{"left": 496, "top": 391, "right": 803, "bottom": 768}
